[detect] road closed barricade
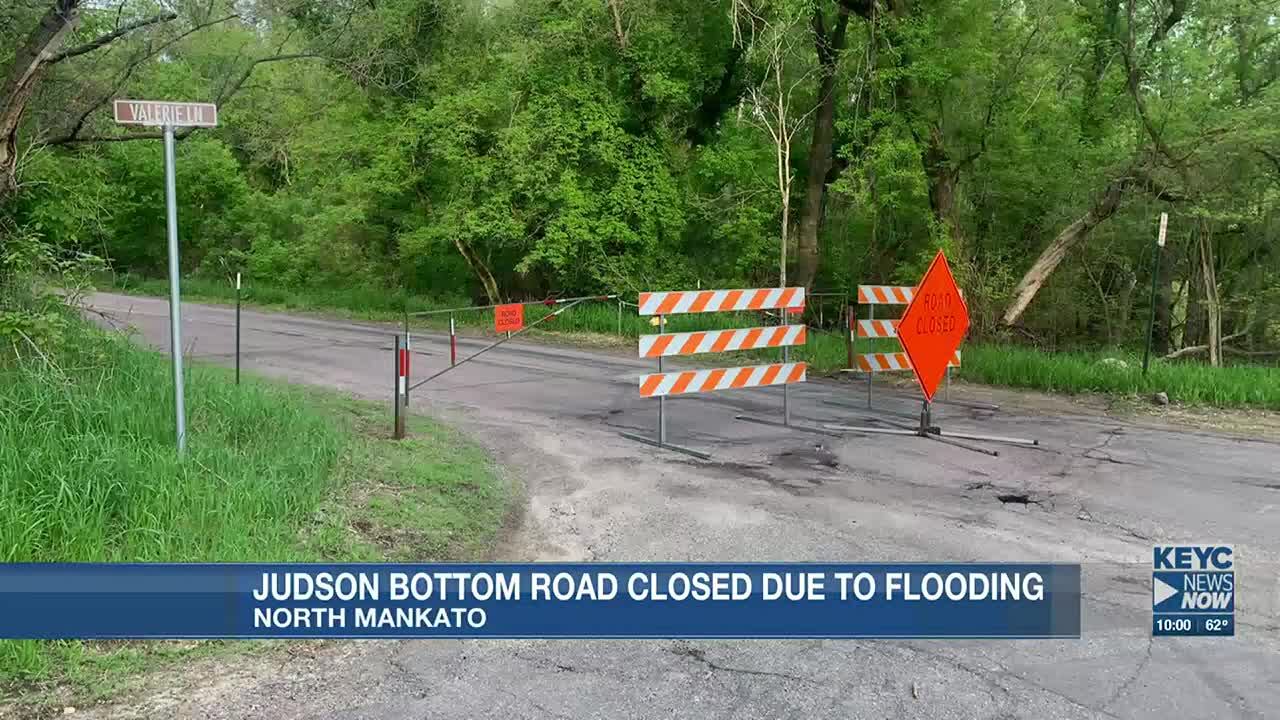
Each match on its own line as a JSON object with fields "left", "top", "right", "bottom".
{"left": 851, "top": 284, "right": 961, "bottom": 408}
{"left": 621, "top": 287, "right": 818, "bottom": 458}
{"left": 828, "top": 251, "right": 1034, "bottom": 456}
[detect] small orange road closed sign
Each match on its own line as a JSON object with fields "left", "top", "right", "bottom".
{"left": 896, "top": 251, "right": 970, "bottom": 402}
{"left": 495, "top": 303, "right": 524, "bottom": 333}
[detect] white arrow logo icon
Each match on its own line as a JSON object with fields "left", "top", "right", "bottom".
{"left": 1153, "top": 576, "right": 1179, "bottom": 606}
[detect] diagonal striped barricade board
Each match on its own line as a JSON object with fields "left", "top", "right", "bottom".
{"left": 622, "top": 287, "right": 828, "bottom": 459}
{"left": 638, "top": 287, "right": 804, "bottom": 316}
{"left": 641, "top": 362, "right": 808, "bottom": 397}
{"left": 639, "top": 325, "right": 806, "bottom": 359}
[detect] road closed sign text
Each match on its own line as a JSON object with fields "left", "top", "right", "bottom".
{"left": 113, "top": 100, "right": 218, "bottom": 128}
{"left": 495, "top": 303, "right": 524, "bottom": 333}
{"left": 895, "top": 251, "right": 970, "bottom": 402}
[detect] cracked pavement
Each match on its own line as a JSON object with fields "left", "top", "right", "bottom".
{"left": 74, "top": 293, "right": 1280, "bottom": 720}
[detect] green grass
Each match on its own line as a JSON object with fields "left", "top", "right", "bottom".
{"left": 105, "top": 274, "right": 1280, "bottom": 411}
{"left": 0, "top": 322, "right": 511, "bottom": 702}
{"left": 955, "top": 344, "right": 1280, "bottom": 409}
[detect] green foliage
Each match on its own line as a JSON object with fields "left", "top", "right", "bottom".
{"left": 4, "top": 0, "right": 1277, "bottom": 357}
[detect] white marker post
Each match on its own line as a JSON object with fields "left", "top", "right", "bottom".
{"left": 114, "top": 100, "right": 219, "bottom": 455}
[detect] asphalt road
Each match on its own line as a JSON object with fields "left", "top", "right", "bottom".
{"left": 79, "top": 292, "right": 1279, "bottom": 720}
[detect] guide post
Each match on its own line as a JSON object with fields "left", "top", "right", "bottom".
{"left": 114, "top": 99, "right": 219, "bottom": 456}
{"left": 235, "top": 273, "right": 241, "bottom": 385}
{"left": 1143, "top": 212, "right": 1169, "bottom": 376}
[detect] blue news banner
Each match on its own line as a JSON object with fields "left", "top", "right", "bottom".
{"left": 0, "top": 563, "right": 1081, "bottom": 640}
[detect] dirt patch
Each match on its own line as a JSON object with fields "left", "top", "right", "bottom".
{"left": 1108, "top": 398, "right": 1280, "bottom": 440}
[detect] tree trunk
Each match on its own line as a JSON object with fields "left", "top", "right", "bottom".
{"left": 924, "top": 124, "right": 962, "bottom": 253}
{"left": 1113, "top": 267, "right": 1137, "bottom": 346}
{"left": 1198, "top": 222, "right": 1221, "bottom": 366}
{"left": 1001, "top": 175, "right": 1129, "bottom": 325}
{"left": 1152, "top": 240, "right": 1174, "bottom": 354}
{"left": 1183, "top": 253, "right": 1204, "bottom": 349}
{"left": 451, "top": 236, "right": 502, "bottom": 304}
{"left": 0, "top": 0, "right": 81, "bottom": 205}
{"left": 792, "top": 6, "right": 851, "bottom": 289}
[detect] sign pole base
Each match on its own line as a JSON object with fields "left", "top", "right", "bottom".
{"left": 934, "top": 430, "right": 1039, "bottom": 447}
{"left": 734, "top": 414, "right": 843, "bottom": 437}
{"left": 617, "top": 431, "right": 712, "bottom": 461}
{"left": 825, "top": 401, "right": 1033, "bottom": 458}
{"left": 823, "top": 397, "right": 919, "bottom": 421}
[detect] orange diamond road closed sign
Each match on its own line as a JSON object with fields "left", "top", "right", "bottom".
{"left": 896, "top": 250, "right": 970, "bottom": 402}
{"left": 495, "top": 303, "right": 524, "bottom": 333}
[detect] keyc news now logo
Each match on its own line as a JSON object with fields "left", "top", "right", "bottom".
{"left": 1151, "top": 544, "right": 1234, "bottom": 637}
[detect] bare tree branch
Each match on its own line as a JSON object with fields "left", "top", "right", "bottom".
{"left": 46, "top": 14, "right": 241, "bottom": 146}
{"left": 54, "top": 53, "right": 326, "bottom": 144}
{"left": 46, "top": 11, "right": 177, "bottom": 64}
{"left": 607, "top": 0, "right": 628, "bottom": 50}
{"left": 1162, "top": 330, "right": 1248, "bottom": 360}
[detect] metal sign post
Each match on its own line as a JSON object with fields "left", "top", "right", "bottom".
{"left": 1143, "top": 212, "right": 1169, "bottom": 376}
{"left": 657, "top": 315, "right": 667, "bottom": 445}
{"left": 235, "top": 273, "right": 241, "bottom": 385}
{"left": 114, "top": 99, "right": 218, "bottom": 456}
{"left": 162, "top": 124, "right": 186, "bottom": 453}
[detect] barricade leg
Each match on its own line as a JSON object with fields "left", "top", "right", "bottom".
{"left": 845, "top": 302, "right": 853, "bottom": 370}
{"left": 866, "top": 305, "right": 874, "bottom": 408}
{"left": 825, "top": 398, "right": 1036, "bottom": 457}
{"left": 782, "top": 345, "right": 790, "bottom": 426}
{"left": 658, "top": 314, "right": 666, "bottom": 445}
{"left": 619, "top": 314, "right": 712, "bottom": 458}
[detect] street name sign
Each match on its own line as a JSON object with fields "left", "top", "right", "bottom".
{"left": 113, "top": 99, "right": 218, "bottom": 128}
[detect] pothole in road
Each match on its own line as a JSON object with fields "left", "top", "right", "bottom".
{"left": 993, "top": 492, "right": 1053, "bottom": 510}
{"left": 963, "top": 483, "right": 1051, "bottom": 510}
{"left": 996, "top": 493, "right": 1033, "bottom": 505}
{"left": 770, "top": 445, "right": 840, "bottom": 473}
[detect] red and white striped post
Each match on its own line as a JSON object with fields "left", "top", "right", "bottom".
{"left": 393, "top": 334, "right": 407, "bottom": 439}
{"left": 449, "top": 314, "right": 457, "bottom": 367}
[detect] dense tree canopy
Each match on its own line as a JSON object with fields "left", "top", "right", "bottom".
{"left": 2, "top": 0, "right": 1278, "bottom": 360}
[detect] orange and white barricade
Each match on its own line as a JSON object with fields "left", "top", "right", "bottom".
{"left": 851, "top": 284, "right": 961, "bottom": 408}
{"left": 623, "top": 287, "right": 821, "bottom": 458}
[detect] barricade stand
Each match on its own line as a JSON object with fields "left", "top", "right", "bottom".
{"left": 826, "top": 253, "right": 1034, "bottom": 457}
{"left": 619, "top": 287, "right": 829, "bottom": 460}
{"left": 830, "top": 284, "right": 998, "bottom": 417}
{"left": 828, "top": 399, "right": 1030, "bottom": 457}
